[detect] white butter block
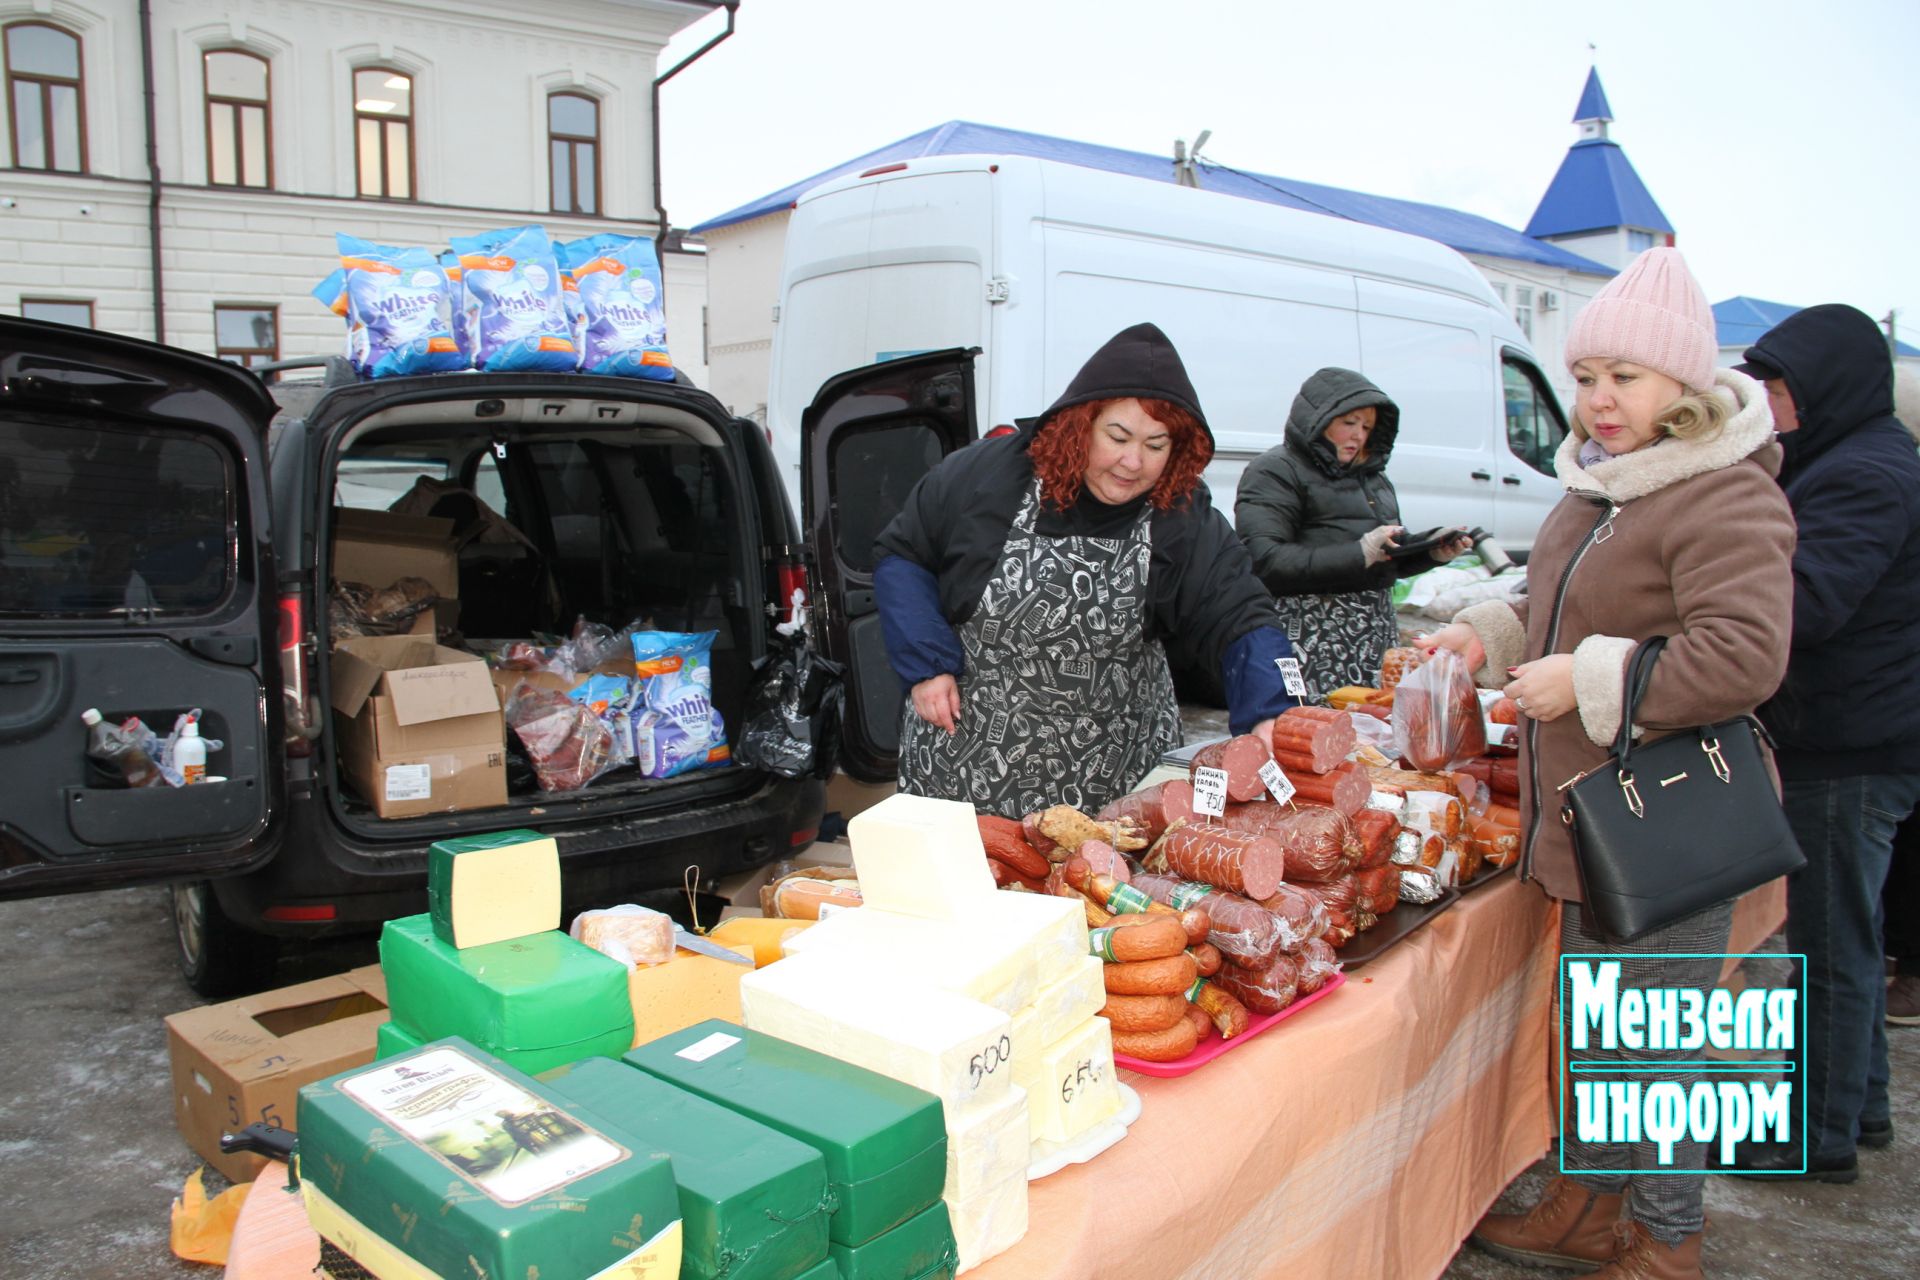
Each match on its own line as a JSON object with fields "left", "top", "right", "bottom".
{"left": 740, "top": 952, "right": 1014, "bottom": 1111}
{"left": 1011, "top": 956, "right": 1106, "bottom": 1054}
{"left": 778, "top": 907, "right": 1037, "bottom": 1016}
{"left": 946, "top": 1170, "right": 1029, "bottom": 1274}
{"left": 1014, "top": 1016, "right": 1122, "bottom": 1145}
{"left": 978, "top": 890, "right": 1087, "bottom": 983}
{"left": 847, "top": 793, "right": 997, "bottom": 921}
{"left": 944, "top": 1084, "right": 1030, "bottom": 1202}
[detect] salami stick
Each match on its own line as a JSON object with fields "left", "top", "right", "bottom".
{"left": 1157, "top": 825, "right": 1285, "bottom": 901}
{"left": 1097, "top": 781, "right": 1196, "bottom": 844}
{"left": 1190, "top": 735, "right": 1273, "bottom": 802}
{"left": 1130, "top": 871, "right": 1287, "bottom": 969}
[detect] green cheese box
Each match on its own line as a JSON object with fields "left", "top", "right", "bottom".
{"left": 374, "top": 1018, "right": 425, "bottom": 1059}
{"left": 543, "top": 1056, "right": 832, "bottom": 1280}
{"left": 624, "top": 1020, "right": 947, "bottom": 1249}
{"left": 829, "top": 1201, "right": 958, "bottom": 1280}
{"left": 426, "top": 828, "right": 559, "bottom": 949}
{"left": 794, "top": 1259, "right": 843, "bottom": 1280}
{"left": 379, "top": 914, "right": 635, "bottom": 1075}
{"left": 296, "top": 1036, "right": 682, "bottom": 1280}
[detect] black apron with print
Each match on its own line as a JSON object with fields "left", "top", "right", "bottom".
{"left": 899, "top": 483, "right": 1183, "bottom": 818}
{"left": 1274, "top": 587, "right": 1399, "bottom": 699}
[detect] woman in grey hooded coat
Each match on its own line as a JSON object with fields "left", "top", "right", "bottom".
{"left": 1234, "top": 367, "right": 1470, "bottom": 695}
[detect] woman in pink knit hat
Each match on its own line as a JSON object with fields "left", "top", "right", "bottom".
{"left": 1425, "top": 248, "right": 1797, "bottom": 1280}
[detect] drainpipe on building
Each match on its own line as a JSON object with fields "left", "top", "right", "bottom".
{"left": 650, "top": 0, "right": 737, "bottom": 305}
{"left": 138, "top": 0, "right": 166, "bottom": 342}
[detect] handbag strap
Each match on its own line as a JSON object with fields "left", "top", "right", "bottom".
{"left": 1611, "top": 635, "right": 1669, "bottom": 771}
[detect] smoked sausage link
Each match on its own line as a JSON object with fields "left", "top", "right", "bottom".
{"left": 1157, "top": 825, "right": 1284, "bottom": 901}
{"left": 1113, "top": 1019, "right": 1200, "bottom": 1062}
{"left": 1100, "top": 992, "right": 1190, "bottom": 1033}
{"left": 1130, "top": 871, "right": 1287, "bottom": 969}
{"left": 1102, "top": 952, "right": 1199, "bottom": 996}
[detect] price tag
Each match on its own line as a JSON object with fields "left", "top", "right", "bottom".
{"left": 1191, "top": 766, "right": 1228, "bottom": 817}
{"left": 1274, "top": 656, "right": 1308, "bottom": 698}
{"left": 1258, "top": 759, "right": 1296, "bottom": 805}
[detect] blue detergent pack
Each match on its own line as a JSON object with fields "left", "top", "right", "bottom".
{"left": 630, "top": 630, "right": 729, "bottom": 778}
{"left": 335, "top": 234, "right": 466, "bottom": 378}
{"left": 448, "top": 224, "right": 577, "bottom": 373}
{"left": 562, "top": 234, "right": 675, "bottom": 380}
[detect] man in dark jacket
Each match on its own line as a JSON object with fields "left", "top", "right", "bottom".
{"left": 1737, "top": 304, "right": 1920, "bottom": 1182}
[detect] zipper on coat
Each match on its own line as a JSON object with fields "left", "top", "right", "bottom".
{"left": 1521, "top": 497, "right": 1620, "bottom": 882}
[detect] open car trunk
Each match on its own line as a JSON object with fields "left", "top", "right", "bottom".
{"left": 315, "top": 390, "right": 768, "bottom": 836}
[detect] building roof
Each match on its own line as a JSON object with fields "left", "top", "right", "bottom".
{"left": 1573, "top": 67, "right": 1613, "bottom": 123}
{"left": 1524, "top": 138, "right": 1673, "bottom": 238}
{"left": 1715, "top": 296, "right": 1919, "bottom": 356}
{"left": 693, "top": 119, "right": 1614, "bottom": 275}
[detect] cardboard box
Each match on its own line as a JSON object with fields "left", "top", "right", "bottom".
{"left": 331, "top": 508, "right": 461, "bottom": 636}
{"left": 165, "top": 965, "right": 390, "bottom": 1183}
{"left": 331, "top": 636, "right": 506, "bottom": 818}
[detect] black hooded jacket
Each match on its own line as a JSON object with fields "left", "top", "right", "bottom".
{"left": 872, "top": 324, "right": 1291, "bottom": 729}
{"left": 1745, "top": 305, "right": 1920, "bottom": 777}
{"left": 1233, "top": 367, "right": 1442, "bottom": 596}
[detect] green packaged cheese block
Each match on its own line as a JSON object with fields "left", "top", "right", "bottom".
{"left": 380, "top": 914, "right": 635, "bottom": 1074}
{"left": 427, "top": 828, "right": 559, "bottom": 949}
{"left": 625, "top": 1020, "right": 946, "bottom": 1248}
{"left": 793, "top": 1259, "right": 843, "bottom": 1280}
{"left": 829, "top": 1201, "right": 958, "bottom": 1280}
{"left": 297, "top": 1036, "right": 682, "bottom": 1280}
{"left": 375, "top": 1018, "right": 425, "bottom": 1059}
{"left": 543, "top": 1056, "right": 832, "bottom": 1280}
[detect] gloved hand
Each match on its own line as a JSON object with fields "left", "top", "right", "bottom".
{"left": 1360, "top": 524, "right": 1404, "bottom": 566}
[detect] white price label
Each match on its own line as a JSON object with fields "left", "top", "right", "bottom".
{"left": 1274, "top": 657, "right": 1308, "bottom": 697}
{"left": 1191, "top": 766, "right": 1228, "bottom": 817}
{"left": 383, "top": 763, "right": 431, "bottom": 802}
{"left": 1258, "top": 759, "right": 1296, "bottom": 805}
{"left": 675, "top": 1031, "right": 741, "bottom": 1063}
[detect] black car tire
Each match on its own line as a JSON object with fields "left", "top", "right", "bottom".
{"left": 172, "top": 881, "right": 279, "bottom": 998}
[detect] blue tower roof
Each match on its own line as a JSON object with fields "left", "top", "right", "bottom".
{"left": 1573, "top": 68, "right": 1613, "bottom": 123}
{"left": 1715, "top": 296, "right": 1920, "bottom": 356}
{"left": 1524, "top": 139, "right": 1673, "bottom": 238}
{"left": 693, "top": 120, "right": 1613, "bottom": 275}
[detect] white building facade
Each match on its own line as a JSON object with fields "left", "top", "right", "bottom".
{"left": 0, "top": 0, "right": 717, "bottom": 384}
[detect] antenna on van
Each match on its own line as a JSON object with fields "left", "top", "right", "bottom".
{"left": 1173, "top": 129, "right": 1211, "bottom": 188}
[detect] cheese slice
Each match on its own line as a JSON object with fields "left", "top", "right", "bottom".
{"left": 427, "top": 829, "right": 560, "bottom": 949}
{"left": 944, "top": 1085, "right": 1030, "bottom": 1203}
{"left": 1014, "top": 1016, "right": 1121, "bottom": 1146}
{"left": 741, "top": 952, "right": 1014, "bottom": 1112}
{"left": 847, "top": 794, "right": 997, "bottom": 921}
{"left": 779, "top": 908, "right": 1036, "bottom": 1016}
{"left": 944, "top": 1170, "right": 1029, "bottom": 1274}
{"left": 1010, "top": 956, "right": 1106, "bottom": 1056}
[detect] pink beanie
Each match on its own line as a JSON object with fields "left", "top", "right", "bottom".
{"left": 1564, "top": 247, "right": 1717, "bottom": 393}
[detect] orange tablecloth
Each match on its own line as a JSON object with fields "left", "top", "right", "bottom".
{"left": 225, "top": 876, "right": 1786, "bottom": 1280}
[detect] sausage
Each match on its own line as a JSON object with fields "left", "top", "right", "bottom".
{"left": 1349, "top": 808, "right": 1400, "bottom": 870}
{"left": 1218, "top": 804, "right": 1357, "bottom": 882}
{"left": 1102, "top": 952, "right": 1199, "bottom": 995}
{"left": 1187, "top": 980, "right": 1253, "bottom": 1039}
{"left": 1099, "top": 992, "right": 1189, "bottom": 1033}
{"left": 1190, "top": 734, "right": 1274, "bottom": 803}
{"left": 1269, "top": 747, "right": 1324, "bottom": 777}
{"left": 1112, "top": 1019, "right": 1200, "bottom": 1062}
{"left": 1038, "top": 805, "right": 1148, "bottom": 854}
{"left": 1295, "top": 937, "right": 1342, "bottom": 996}
{"left": 1022, "top": 812, "right": 1060, "bottom": 858}
{"left": 1187, "top": 942, "right": 1223, "bottom": 977}
{"left": 1087, "top": 914, "right": 1188, "bottom": 962}
{"left": 1285, "top": 763, "right": 1370, "bottom": 816}
{"left": 1280, "top": 705, "right": 1348, "bottom": 725}
{"left": 1485, "top": 802, "right": 1523, "bottom": 828}
{"left": 977, "top": 815, "right": 1051, "bottom": 879}
{"left": 1210, "top": 953, "right": 1301, "bottom": 1015}
{"left": 1253, "top": 881, "right": 1331, "bottom": 953}
{"left": 769, "top": 876, "right": 863, "bottom": 920}
{"left": 1157, "top": 825, "right": 1285, "bottom": 900}
{"left": 1183, "top": 1003, "right": 1213, "bottom": 1041}
{"left": 1097, "top": 781, "right": 1196, "bottom": 844}
{"left": 1352, "top": 864, "right": 1402, "bottom": 914}
{"left": 1270, "top": 713, "right": 1356, "bottom": 774}
{"left": 1130, "top": 871, "right": 1287, "bottom": 968}
{"left": 1379, "top": 646, "right": 1428, "bottom": 692}
{"left": 1075, "top": 838, "right": 1133, "bottom": 886}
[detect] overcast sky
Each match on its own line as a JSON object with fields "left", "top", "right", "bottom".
{"left": 659, "top": 0, "right": 1918, "bottom": 339}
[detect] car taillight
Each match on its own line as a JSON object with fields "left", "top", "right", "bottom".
{"left": 278, "top": 589, "right": 317, "bottom": 756}
{"left": 776, "top": 560, "right": 809, "bottom": 616}
{"left": 790, "top": 828, "right": 819, "bottom": 848}
{"left": 985, "top": 424, "right": 1018, "bottom": 439}
{"left": 263, "top": 903, "right": 337, "bottom": 923}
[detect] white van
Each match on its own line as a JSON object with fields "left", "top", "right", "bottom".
{"left": 768, "top": 153, "right": 1570, "bottom": 550}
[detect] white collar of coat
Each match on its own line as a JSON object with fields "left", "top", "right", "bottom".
{"left": 1554, "top": 368, "right": 1776, "bottom": 505}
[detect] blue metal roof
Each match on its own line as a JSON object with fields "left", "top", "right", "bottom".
{"left": 1573, "top": 68, "right": 1613, "bottom": 123}
{"left": 693, "top": 119, "right": 1614, "bottom": 275}
{"left": 1715, "top": 296, "right": 1919, "bottom": 356}
{"left": 1524, "top": 138, "right": 1673, "bottom": 238}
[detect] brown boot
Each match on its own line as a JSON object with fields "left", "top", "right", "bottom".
{"left": 1470, "top": 1175, "right": 1625, "bottom": 1272}
{"left": 1588, "top": 1221, "right": 1704, "bottom": 1280}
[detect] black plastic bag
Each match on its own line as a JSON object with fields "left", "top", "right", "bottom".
{"left": 736, "top": 635, "right": 843, "bottom": 779}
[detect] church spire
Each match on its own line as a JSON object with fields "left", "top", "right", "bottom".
{"left": 1573, "top": 67, "right": 1612, "bottom": 141}
{"left": 1525, "top": 67, "right": 1672, "bottom": 266}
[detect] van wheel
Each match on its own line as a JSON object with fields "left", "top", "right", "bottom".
{"left": 172, "top": 881, "right": 279, "bottom": 998}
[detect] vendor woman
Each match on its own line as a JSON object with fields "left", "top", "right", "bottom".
{"left": 873, "top": 323, "right": 1297, "bottom": 817}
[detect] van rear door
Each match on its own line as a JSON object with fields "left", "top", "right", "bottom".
{"left": 0, "top": 318, "right": 284, "bottom": 898}
{"left": 801, "top": 349, "right": 978, "bottom": 782}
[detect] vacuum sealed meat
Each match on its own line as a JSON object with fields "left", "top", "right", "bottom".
{"left": 1130, "top": 871, "right": 1287, "bottom": 969}
{"left": 505, "top": 683, "right": 615, "bottom": 792}
{"left": 1295, "top": 937, "right": 1343, "bottom": 996}
{"left": 1156, "top": 825, "right": 1284, "bottom": 901}
{"left": 1209, "top": 952, "right": 1301, "bottom": 1015}
{"left": 1352, "top": 864, "right": 1402, "bottom": 916}
{"left": 1253, "top": 881, "right": 1330, "bottom": 952}
{"left": 1392, "top": 648, "right": 1487, "bottom": 771}
{"left": 1349, "top": 808, "right": 1400, "bottom": 870}
{"left": 1217, "top": 804, "right": 1357, "bottom": 883}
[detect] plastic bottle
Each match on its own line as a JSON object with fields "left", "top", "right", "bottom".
{"left": 81, "top": 707, "right": 164, "bottom": 788}
{"left": 175, "top": 717, "right": 208, "bottom": 785}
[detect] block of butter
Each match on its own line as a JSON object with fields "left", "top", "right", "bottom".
{"left": 1013, "top": 1016, "right": 1121, "bottom": 1146}
{"left": 847, "top": 794, "right": 997, "bottom": 921}
{"left": 1010, "top": 956, "right": 1106, "bottom": 1055}
{"left": 427, "top": 829, "right": 559, "bottom": 949}
{"left": 629, "top": 943, "right": 756, "bottom": 1047}
{"left": 741, "top": 952, "right": 1014, "bottom": 1113}
{"left": 977, "top": 890, "right": 1087, "bottom": 983}
{"left": 779, "top": 907, "right": 1037, "bottom": 1016}
{"left": 943, "top": 1085, "right": 1030, "bottom": 1202}
{"left": 945, "top": 1168, "right": 1029, "bottom": 1274}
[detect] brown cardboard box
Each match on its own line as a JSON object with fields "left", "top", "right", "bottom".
{"left": 331, "top": 636, "right": 506, "bottom": 818}
{"left": 331, "top": 508, "right": 462, "bottom": 636}
{"left": 165, "top": 965, "right": 390, "bottom": 1182}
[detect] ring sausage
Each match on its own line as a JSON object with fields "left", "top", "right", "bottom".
{"left": 1102, "top": 952, "right": 1199, "bottom": 996}
{"left": 1087, "top": 914, "right": 1187, "bottom": 962}
{"left": 1112, "top": 1019, "right": 1199, "bottom": 1063}
{"left": 1099, "top": 992, "right": 1190, "bottom": 1033}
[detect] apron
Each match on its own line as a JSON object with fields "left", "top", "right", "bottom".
{"left": 1274, "top": 586, "right": 1398, "bottom": 699}
{"left": 899, "top": 483, "right": 1182, "bottom": 818}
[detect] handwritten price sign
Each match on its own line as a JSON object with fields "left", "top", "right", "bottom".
{"left": 1192, "top": 766, "right": 1228, "bottom": 817}
{"left": 1258, "top": 758, "right": 1297, "bottom": 805}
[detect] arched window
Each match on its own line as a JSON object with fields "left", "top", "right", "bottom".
{"left": 548, "top": 92, "right": 599, "bottom": 215}
{"left": 204, "top": 50, "right": 271, "bottom": 187}
{"left": 5, "top": 22, "right": 86, "bottom": 171}
{"left": 353, "top": 67, "right": 413, "bottom": 199}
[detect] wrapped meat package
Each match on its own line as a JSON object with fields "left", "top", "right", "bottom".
{"left": 1253, "top": 881, "right": 1330, "bottom": 952}
{"left": 1154, "top": 825, "right": 1285, "bottom": 900}
{"left": 1399, "top": 863, "right": 1446, "bottom": 904}
{"left": 1352, "top": 864, "right": 1402, "bottom": 916}
{"left": 1404, "top": 790, "right": 1465, "bottom": 840}
{"left": 505, "top": 683, "right": 616, "bottom": 792}
{"left": 1210, "top": 952, "right": 1301, "bottom": 1015}
{"left": 1379, "top": 646, "right": 1428, "bottom": 692}
{"left": 1391, "top": 648, "right": 1488, "bottom": 771}
{"left": 1130, "top": 871, "right": 1288, "bottom": 969}
{"left": 1097, "top": 780, "right": 1196, "bottom": 844}
{"left": 1270, "top": 707, "right": 1358, "bottom": 775}
{"left": 1295, "top": 937, "right": 1343, "bottom": 996}
{"left": 1349, "top": 808, "right": 1400, "bottom": 870}
{"left": 1189, "top": 735, "right": 1274, "bottom": 803}
{"left": 1217, "top": 804, "right": 1358, "bottom": 883}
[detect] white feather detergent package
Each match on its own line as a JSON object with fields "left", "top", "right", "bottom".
{"left": 449, "top": 224, "right": 577, "bottom": 373}
{"left": 335, "top": 234, "right": 467, "bottom": 378}
{"left": 630, "top": 630, "right": 730, "bottom": 778}
{"left": 561, "top": 233, "right": 675, "bottom": 380}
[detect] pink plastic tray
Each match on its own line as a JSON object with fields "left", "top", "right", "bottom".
{"left": 1112, "top": 970, "right": 1347, "bottom": 1077}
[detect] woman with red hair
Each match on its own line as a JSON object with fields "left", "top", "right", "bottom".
{"left": 874, "top": 323, "right": 1298, "bottom": 817}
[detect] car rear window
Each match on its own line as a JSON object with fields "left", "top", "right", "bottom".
{"left": 0, "top": 417, "right": 235, "bottom": 618}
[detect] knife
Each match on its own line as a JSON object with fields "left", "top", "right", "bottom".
{"left": 673, "top": 925, "right": 753, "bottom": 966}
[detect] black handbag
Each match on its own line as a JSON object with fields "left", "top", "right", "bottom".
{"left": 1560, "top": 636, "right": 1804, "bottom": 943}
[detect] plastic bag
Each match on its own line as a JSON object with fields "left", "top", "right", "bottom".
{"left": 568, "top": 673, "right": 635, "bottom": 769}
{"left": 448, "top": 224, "right": 576, "bottom": 372}
{"left": 336, "top": 233, "right": 466, "bottom": 377}
{"left": 561, "top": 233, "right": 675, "bottom": 379}
{"left": 570, "top": 904, "right": 675, "bottom": 967}
{"left": 505, "top": 682, "right": 616, "bottom": 792}
{"left": 329, "top": 577, "right": 439, "bottom": 639}
{"left": 735, "top": 634, "right": 844, "bottom": 779}
{"left": 1391, "top": 647, "right": 1487, "bottom": 772}
{"left": 630, "top": 630, "right": 730, "bottom": 778}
